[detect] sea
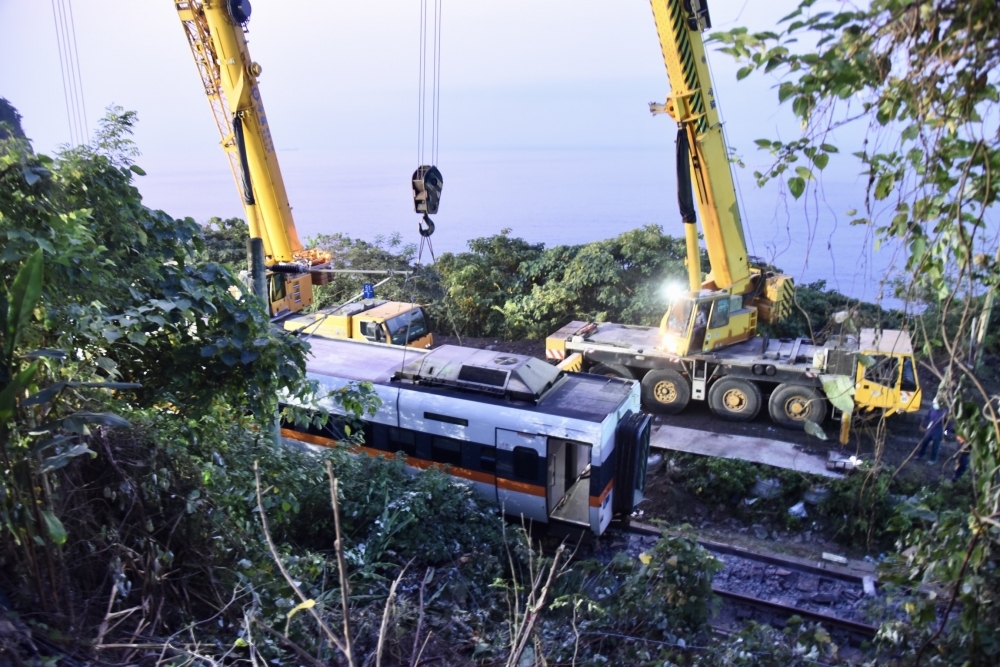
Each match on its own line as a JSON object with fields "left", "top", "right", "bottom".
{"left": 137, "top": 147, "right": 912, "bottom": 307}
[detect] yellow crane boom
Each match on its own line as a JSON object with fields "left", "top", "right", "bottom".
{"left": 175, "top": 0, "right": 301, "bottom": 264}
{"left": 649, "top": 0, "right": 749, "bottom": 292}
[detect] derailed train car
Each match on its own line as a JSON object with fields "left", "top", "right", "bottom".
{"left": 280, "top": 336, "right": 652, "bottom": 535}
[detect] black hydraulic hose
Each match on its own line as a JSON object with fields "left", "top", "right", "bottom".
{"left": 676, "top": 128, "right": 697, "bottom": 225}
{"left": 233, "top": 114, "right": 255, "bottom": 206}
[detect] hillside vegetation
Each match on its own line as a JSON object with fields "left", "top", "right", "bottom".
{"left": 4, "top": 0, "right": 1000, "bottom": 657}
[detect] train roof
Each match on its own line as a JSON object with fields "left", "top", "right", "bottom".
{"left": 303, "top": 337, "right": 636, "bottom": 422}
{"left": 305, "top": 336, "right": 425, "bottom": 383}
{"left": 396, "top": 345, "right": 560, "bottom": 401}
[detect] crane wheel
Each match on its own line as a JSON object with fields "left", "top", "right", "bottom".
{"left": 641, "top": 369, "right": 690, "bottom": 415}
{"left": 768, "top": 383, "right": 826, "bottom": 429}
{"left": 708, "top": 378, "right": 762, "bottom": 422}
{"left": 589, "top": 363, "right": 635, "bottom": 380}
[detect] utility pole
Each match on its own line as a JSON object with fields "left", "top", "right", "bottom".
{"left": 247, "top": 238, "right": 281, "bottom": 448}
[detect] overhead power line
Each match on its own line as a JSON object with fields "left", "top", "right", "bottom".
{"left": 51, "top": 0, "right": 89, "bottom": 146}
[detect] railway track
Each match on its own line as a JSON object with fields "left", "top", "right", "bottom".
{"left": 622, "top": 521, "right": 881, "bottom": 643}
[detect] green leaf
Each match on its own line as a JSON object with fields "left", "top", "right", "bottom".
{"left": 40, "top": 444, "right": 95, "bottom": 473}
{"left": 803, "top": 420, "right": 827, "bottom": 440}
{"left": 795, "top": 166, "right": 814, "bottom": 181}
{"left": 41, "top": 510, "right": 67, "bottom": 545}
{"left": 22, "top": 382, "right": 67, "bottom": 407}
{"left": 820, "top": 374, "right": 856, "bottom": 414}
{"left": 874, "top": 173, "right": 895, "bottom": 200}
{"left": 23, "top": 348, "right": 68, "bottom": 360}
{"left": 812, "top": 153, "right": 829, "bottom": 170}
{"left": 6, "top": 249, "right": 44, "bottom": 360}
{"left": 0, "top": 362, "right": 40, "bottom": 421}
{"left": 736, "top": 66, "right": 754, "bottom": 80}
{"left": 56, "top": 411, "right": 131, "bottom": 432}
{"left": 129, "top": 164, "right": 147, "bottom": 176}
{"left": 21, "top": 167, "right": 41, "bottom": 186}
{"left": 788, "top": 176, "right": 806, "bottom": 199}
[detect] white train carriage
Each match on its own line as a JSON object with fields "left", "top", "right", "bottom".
{"left": 279, "top": 337, "right": 651, "bottom": 535}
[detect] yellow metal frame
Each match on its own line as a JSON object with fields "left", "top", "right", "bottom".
{"left": 283, "top": 301, "right": 435, "bottom": 349}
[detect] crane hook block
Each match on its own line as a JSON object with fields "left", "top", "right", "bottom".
{"left": 419, "top": 214, "right": 435, "bottom": 238}
{"left": 412, "top": 165, "right": 443, "bottom": 215}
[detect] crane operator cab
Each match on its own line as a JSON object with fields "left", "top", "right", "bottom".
{"left": 659, "top": 291, "right": 756, "bottom": 356}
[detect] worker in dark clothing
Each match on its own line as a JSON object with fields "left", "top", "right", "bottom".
{"left": 916, "top": 400, "right": 949, "bottom": 464}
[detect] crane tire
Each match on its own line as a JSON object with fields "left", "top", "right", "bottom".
{"left": 708, "top": 378, "right": 762, "bottom": 422}
{"left": 588, "top": 363, "right": 635, "bottom": 380}
{"left": 768, "top": 383, "right": 827, "bottom": 430}
{"left": 641, "top": 369, "right": 690, "bottom": 415}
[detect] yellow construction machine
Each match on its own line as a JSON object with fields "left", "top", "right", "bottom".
{"left": 173, "top": 0, "right": 433, "bottom": 348}
{"left": 546, "top": 0, "right": 921, "bottom": 442}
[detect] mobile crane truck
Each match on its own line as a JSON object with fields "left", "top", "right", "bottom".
{"left": 173, "top": 0, "right": 433, "bottom": 348}
{"left": 546, "top": 0, "right": 921, "bottom": 443}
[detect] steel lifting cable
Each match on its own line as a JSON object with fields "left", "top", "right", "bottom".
{"left": 397, "top": 228, "right": 464, "bottom": 376}
{"left": 416, "top": 0, "right": 442, "bottom": 167}
{"left": 432, "top": 0, "right": 442, "bottom": 166}
{"left": 413, "top": 0, "right": 442, "bottom": 239}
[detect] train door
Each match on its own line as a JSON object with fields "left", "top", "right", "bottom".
{"left": 495, "top": 430, "right": 547, "bottom": 523}
{"left": 548, "top": 438, "right": 593, "bottom": 527}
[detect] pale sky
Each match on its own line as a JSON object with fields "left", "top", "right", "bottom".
{"left": 2, "top": 0, "right": 802, "bottom": 157}
{"left": 6, "top": 0, "right": 907, "bottom": 300}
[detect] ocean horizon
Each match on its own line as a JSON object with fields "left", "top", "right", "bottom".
{"left": 137, "top": 146, "right": 906, "bottom": 307}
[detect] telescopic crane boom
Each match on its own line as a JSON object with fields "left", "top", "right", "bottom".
{"left": 174, "top": 0, "right": 326, "bottom": 316}
{"left": 649, "top": 0, "right": 793, "bottom": 357}
{"left": 547, "top": 0, "right": 922, "bottom": 442}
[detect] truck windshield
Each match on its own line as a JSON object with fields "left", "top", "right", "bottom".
{"left": 665, "top": 299, "right": 693, "bottom": 337}
{"left": 386, "top": 308, "right": 429, "bottom": 345}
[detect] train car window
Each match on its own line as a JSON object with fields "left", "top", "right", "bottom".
{"left": 513, "top": 446, "right": 539, "bottom": 481}
{"left": 359, "top": 421, "right": 374, "bottom": 447}
{"left": 480, "top": 446, "right": 497, "bottom": 473}
{"left": 431, "top": 436, "right": 463, "bottom": 466}
{"left": 708, "top": 297, "right": 730, "bottom": 329}
{"left": 424, "top": 412, "right": 469, "bottom": 427}
{"left": 901, "top": 357, "right": 918, "bottom": 391}
{"left": 388, "top": 427, "right": 417, "bottom": 457}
